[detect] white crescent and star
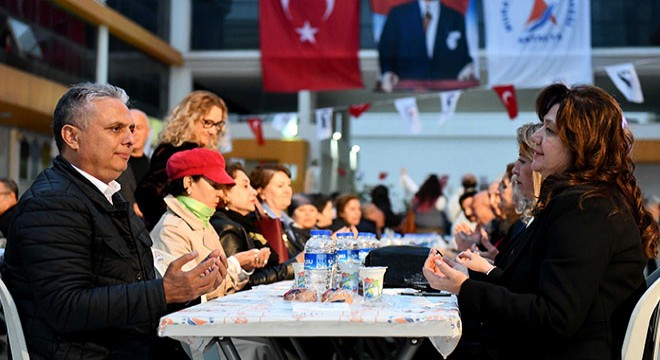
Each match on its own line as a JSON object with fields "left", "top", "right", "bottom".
{"left": 280, "top": 0, "right": 335, "bottom": 43}
{"left": 502, "top": 90, "right": 513, "bottom": 104}
{"left": 296, "top": 21, "right": 319, "bottom": 43}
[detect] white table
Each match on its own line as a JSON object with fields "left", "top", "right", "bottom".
{"left": 158, "top": 281, "right": 462, "bottom": 359}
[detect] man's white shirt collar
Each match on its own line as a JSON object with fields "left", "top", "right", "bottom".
{"left": 71, "top": 165, "right": 122, "bottom": 204}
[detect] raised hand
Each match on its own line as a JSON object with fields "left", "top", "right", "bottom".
{"left": 162, "top": 249, "right": 228, "bottom": 304}
{"left": 456, "top": 249, "right": 493, "bottom": 273}
{"left": 423, "top": 253, "right": 468, "bottom": 294}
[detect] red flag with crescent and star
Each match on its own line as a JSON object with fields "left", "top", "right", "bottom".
{"left": 260, "top": 0, "right": 363, "bottom": 92}
{"left": 492, "top": 84, "right": 518, "bottom": 120}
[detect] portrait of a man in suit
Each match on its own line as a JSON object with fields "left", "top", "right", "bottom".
{"left": 377, "top": 0, "right": 477, "bottom": 92}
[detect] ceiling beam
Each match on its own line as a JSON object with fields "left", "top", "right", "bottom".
{"left": 52, "top": 0, "right": 183, "bottom": 66}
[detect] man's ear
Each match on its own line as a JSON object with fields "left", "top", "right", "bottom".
{"left": 61, "top": 124, "right": 80, "bottom": 150}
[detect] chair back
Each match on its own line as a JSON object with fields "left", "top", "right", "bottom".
{"left": 622, "top": 274, "right": 660, "bottom": 360}
{"left": 0, "top": 277, "right": 30, "bottom": 359}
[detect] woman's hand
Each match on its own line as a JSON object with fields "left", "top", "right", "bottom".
{"left": 456, "top": 249, "right": 493, "bottom": 273}
{"left": 422, "top": 252, "right": 468, "bottom": 294}
{"left": 235, "top": 248, "right": 271, "bottom": 271}
{"left": 479, "top": 233, "right": 499, "bottom": 261}
{"left": 454, "top": 225, "right": 481, "bottom": 251}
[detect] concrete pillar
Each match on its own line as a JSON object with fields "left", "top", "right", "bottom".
{"left": 95, "top": 25, "right": 108, "bottom": 84}
{"left": 297, "top": 90, "right": 322, "bottom": 192}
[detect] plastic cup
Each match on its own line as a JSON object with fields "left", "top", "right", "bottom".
{"left": 292, "top": 262, "right": 305, "bottom": 288}
{"left": 359, "top": 266, "right": 387, "bottom": 300}
{"left": 338, "top": 262, "right": 360, "bottom": 292}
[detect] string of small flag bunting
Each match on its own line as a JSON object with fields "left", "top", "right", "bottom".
{"left": 235, "top": 58, "right": 656, "bottom": 146}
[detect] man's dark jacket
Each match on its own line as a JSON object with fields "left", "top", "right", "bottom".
{"left": 2, "top": 156, "right": 167, "bottom": 359}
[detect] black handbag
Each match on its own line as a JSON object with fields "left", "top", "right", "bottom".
{"left": 364, "top": 245, "right": 432, "bottom": 290}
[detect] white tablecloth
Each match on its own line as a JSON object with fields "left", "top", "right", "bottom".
{"left": 159, "top": 281, "right": 462, "bottom": 358}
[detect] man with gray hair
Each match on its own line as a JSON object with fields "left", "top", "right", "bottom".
{"left": 2, "top": 83, "right": 228, "bottom": 359}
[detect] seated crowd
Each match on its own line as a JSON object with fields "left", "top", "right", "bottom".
{"left": 0, "top": 82, "right": 658, "bottom": 360}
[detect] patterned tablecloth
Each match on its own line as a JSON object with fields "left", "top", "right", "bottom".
{"left": 159, "top": 281, "right": 462, "bottom": 358}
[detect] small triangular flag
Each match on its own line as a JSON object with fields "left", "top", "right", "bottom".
{"left": 315, "top": 107, "right": 333, "bottom": 140}
{"left": 272, "top": 113, "right": 295, "bottom": 131}
{"left": 247, "top": 118, "right": 265, "bottom": 146}
{"left": 349, "top": 103, "right": 371, "bottom": 118}
{"left": 605, "top": 63, "right": 644, "bottom": 103}
{"left": 394, "top": 97, "right": 421, "bottom": 134}
{"left": 492, "top": 84, "right": 518, "bottom": 120}
{"left": 438, "top": 90, "right": 462, "bottom": 126}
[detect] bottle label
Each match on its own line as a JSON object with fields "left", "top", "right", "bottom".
{"left": 304, "top": 253, "right": 331, "bottom": 269}
{"left": 337, "top": 249, "right": 350, "bottom": 263}
{"left": 359, "top": 248, "right": 372, "bottom": 262}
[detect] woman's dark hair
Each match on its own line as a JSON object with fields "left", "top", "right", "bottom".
{"left": 226, "top": 162, "right": 246, "bottom": 180}
{"left": 249, "top": 163, "right": 291, "bottom": 202}
{"left": 415, "top": 174, "right": 443, "bottom": 209}
{"left": 371, "top": 185, "right": 399, "bottom": 228}
{"left": 309, "top": 193, "right": 332, "bottom": 213}
{"left": 371, "top": 185, "right": 392, "bottom": 213}
{"left": 335, "top": 193, "right": 359, "bottom": 219}
{"left": 534, "top": 83, "right": 659, "bottom": 259}
{"left": 459, "top": 189, "right": 477, "bottom": 211}
{"left": 165, "top": 175, "right": 202, "bottom": 196}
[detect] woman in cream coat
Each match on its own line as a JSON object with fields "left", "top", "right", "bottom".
{"left": 151, "top": 148, "right": 266, "bottom": 300}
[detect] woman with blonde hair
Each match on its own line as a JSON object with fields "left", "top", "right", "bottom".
{"left": 137, "top": 90, "right": 227, "bottom": 230}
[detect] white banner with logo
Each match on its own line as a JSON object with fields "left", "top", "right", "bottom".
{"left": 484, "top": 1, "right": 592, "bottom": 88}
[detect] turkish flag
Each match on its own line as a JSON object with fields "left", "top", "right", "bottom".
{"left": 260, "top": 0, "right": 363, "bottom": 92}
{"left": 349, "top": 103, "right": 371, "bottom": 118}
{"left": 248, "top": 118, "right": 265, "bottom": 145}
{"left": 492, "top": 84, "right": 518, "bottom": 120}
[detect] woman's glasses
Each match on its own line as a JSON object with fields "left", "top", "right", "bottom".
{"left": 201, "top": 119, "right": 226, "bottom": 130}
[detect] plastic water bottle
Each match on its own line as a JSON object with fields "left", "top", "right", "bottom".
{"left": 357, "top": 232, "right": 378, "bottom": 264}
{"left": 304, "top": 229, "right": 334, "bottom": 296}
{"left": 335, "top": 232, "right": 359, "bottom": 264}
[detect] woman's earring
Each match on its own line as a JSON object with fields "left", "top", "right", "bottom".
{"left": 186, "top": 188, "right": 192, "bottom": 195}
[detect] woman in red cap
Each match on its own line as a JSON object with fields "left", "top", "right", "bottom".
{"left": 150, "top": 148, "right": 267, "bottom": 300}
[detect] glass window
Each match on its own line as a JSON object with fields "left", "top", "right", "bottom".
{"left": 0, "top": 0, "right": 97, "bottom": 83}
{"left": 19, "top": 139, "right": 29, "bottom": 180}
{"left": 105, "top": 0, "right": 170, "bottom": 42}
{"left": 108, "top": 34, "right": 170, "bottom": 118}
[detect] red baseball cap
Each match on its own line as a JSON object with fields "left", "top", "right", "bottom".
{"left": 166, "top": 148, "right": 235, "bottom": 186}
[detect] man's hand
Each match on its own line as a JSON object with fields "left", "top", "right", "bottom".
{"left": 457, "top": 62, "right": 475, "bottom": 81}
{"left": 380, "top": 71, "right": 399, "bottom": 93}
{"left": 162, "top": 249, "right": 228, "bottom": 304}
